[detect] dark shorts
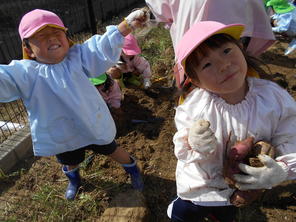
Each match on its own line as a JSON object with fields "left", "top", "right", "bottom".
{"left": 56, "top": 140, "right": 117, "bottom": 165}
{"left": 171, "top": 197, "right": 237, "bottom": 222}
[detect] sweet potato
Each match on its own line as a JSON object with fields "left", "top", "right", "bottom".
{"left": 223, "top": 137, "right": 254, "bottom": 188}
{"left": 223, "top": 138, "right": 275, "bottom": 207}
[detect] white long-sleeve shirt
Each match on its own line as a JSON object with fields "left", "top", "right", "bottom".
{"left": 174, "top": 77, "right": 296, "bottom": 205}
{"left": 0, "top": 26, "right": 124, "bottom": 156}
{"left": 120, "top": 54, "right": 152, "bottom": 80}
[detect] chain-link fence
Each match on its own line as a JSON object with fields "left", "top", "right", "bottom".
{"left": 0, "top": 0, "right": 145, "bottom": 143}
{"left": 0, "top": 101, "right": 28, "bottom": 143}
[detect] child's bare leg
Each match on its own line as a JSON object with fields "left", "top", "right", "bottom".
{"left": 108, "top": 146, "right": 132, "bottom": 164}
{"left": 109, "top": 146, "right": 144, "bottom": 190}
{"left": 67, "top": 164, "right": 79, "bottom": 170}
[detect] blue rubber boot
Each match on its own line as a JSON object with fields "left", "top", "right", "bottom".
{"left": 122, "top": 156, "right": 144, "bottom": 191}
{"left": 62, "top": 166, "right": 81, "bottom": 200}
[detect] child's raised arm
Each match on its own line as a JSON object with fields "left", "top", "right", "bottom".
{"left": 79, "top": 8, "right": 150, "bottom": 76}
{"left": 118, "top": 8, "right": 150, "bottom": 36}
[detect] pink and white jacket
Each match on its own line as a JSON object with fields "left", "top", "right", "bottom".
{"left": 97, "top": 80, "right": 122, "bottom": 109}
{"left": 120, "top": 54, "right": 152, "bottom": 80}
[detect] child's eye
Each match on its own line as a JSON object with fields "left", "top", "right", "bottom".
{"left": 202, "top": 62, "right": 211, "bottom": 70}
{"left": 54, "top": 31, "right": 62, "bottom": 36}
{"left": 36, "top": 34, "right": 45, "bottom": 40}
{"left": 224, "top": 48, "right": 231, "bottom": 54}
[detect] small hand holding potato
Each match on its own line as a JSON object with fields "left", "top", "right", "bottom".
{"left": 188, "top": 119, "right": 217, "bottom": 154}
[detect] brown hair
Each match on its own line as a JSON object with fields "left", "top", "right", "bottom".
{"left": 181, "top": 34, "right": 263, "bottom": 93}
{"left": 101, "top": 74, "right": 114, "bottom": 92}
{"left": 23, "top": 38, "right": 31, "bottom": 49}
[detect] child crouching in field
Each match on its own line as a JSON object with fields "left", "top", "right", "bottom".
{"left": 117, "top": 33, "right": 152, "bottom": 89}
{"left": 0, "top": 8, "right": 148, "bottom": 200}
{"left": 89, "top": 70, "right": 124, "bottom": 127}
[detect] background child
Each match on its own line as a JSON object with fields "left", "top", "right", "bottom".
{"left": 89, "top": 72, "right": 122, "bottom": 110}
{"left": 89, "top": 71, "right": 124, "bottom": 127}
{"left": 119, "top": 33, "right": 152, "bottom": 89}
{"left": 0, "top": 8, "right": 148, "bottom": 200}
{"left": 168, "top": 21, "right": 296, "bottom": 221}
{"left": 106, "top": 64, "right": 125, "bottom": 88}
{"left": 264, "top": 0, "right": 296, "bottom": 55}
{"left": 145, "top": 0, "right": 275, "bottom": 87}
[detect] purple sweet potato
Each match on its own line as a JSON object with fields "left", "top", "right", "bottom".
{"left": 223, "top": 137, "right": 254, "bottom": 188}
{"left": 223, "top": 138, "right": 275, "bottom": 207}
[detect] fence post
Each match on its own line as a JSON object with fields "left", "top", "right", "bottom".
{"left": 86, "top": 0, "right": 97, "bottom": 34}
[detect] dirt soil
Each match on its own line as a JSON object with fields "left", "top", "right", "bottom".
{"left": 1, "top": 36, "right": 296, "bottom": 222}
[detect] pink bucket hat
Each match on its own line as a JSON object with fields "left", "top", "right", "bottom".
{"left": 122, "top": 34, "right": 141, "bottom": 55}
{"left": 19, "top": 9, "right": 67, "bottom": 41}
{"left": 19, "top": 9, "right": 69, "bottom": 59}
{"left": 174, "top": 21, "right": 245, "bottom": 88}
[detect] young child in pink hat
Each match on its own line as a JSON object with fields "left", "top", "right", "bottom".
{"left": 167, "top": 21, "right": 296, "bottom": 221}
{"left": 145, "top": 0, "right": 275, "bottom": 88}
{"left": 119, "top": 33, "right": 152, "bottom": 89}
{"left": 0, "top": 8, "right": 149, "bottom": 200}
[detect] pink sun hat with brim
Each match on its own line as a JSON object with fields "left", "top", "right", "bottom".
{"left": 18, "top": 9, "right": 70, "bottom": 59}
{"left": 122, "top": 33, "right": 141, "bottom": 55}
{"left": 174, "top": 21, "right": 245, "bottom": 88}
{"left": 18, "top": 9, "right": 67, "bottom": 41}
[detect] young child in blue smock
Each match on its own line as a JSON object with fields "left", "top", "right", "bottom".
{"left": 0, "top": 8, "right": 148, "bottom": 200}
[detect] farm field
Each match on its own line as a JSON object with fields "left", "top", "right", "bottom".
{"left": 0, "top": 26, "right": 296, "bottom": 221}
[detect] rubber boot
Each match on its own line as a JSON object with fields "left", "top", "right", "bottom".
{"left": 122, "top": 156, "right": 144, "bottom": 191}
{"left": 62, "top": 166, "right": 81, "bottom": 200}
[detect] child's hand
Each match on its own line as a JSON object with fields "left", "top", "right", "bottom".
{"left": 131, "top": 70, "right": 141, "bottom": 76}
{"left": 188, "top": 119, "right": 217, "bottom": 154}
{"left": 119, "top": 8, "right": 150, "bottom": 36}
{"left": 107, "top": 66, "right": 122, "bottom": 79}
{"left": 234, "top": 155, "right": 289, "bottom": 190}
{"left": 143, "top": 78, "right": 151, "bottom": 89}
{"left": 126, "top": 8, "right": 149, "bottom": 29}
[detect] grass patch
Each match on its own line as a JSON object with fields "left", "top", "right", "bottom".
{"left": 137, "top": 26, "right": 174, "bottom": 78}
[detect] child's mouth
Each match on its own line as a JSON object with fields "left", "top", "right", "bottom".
{"left": 48, "top": 44, "right": 60, "bottom": 50}
{"left": 220, "top": 72, "right": 236, "bottom": 84}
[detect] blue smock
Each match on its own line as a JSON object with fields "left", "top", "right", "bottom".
{"left": 0, "top": 26, "right": 124, "bottom": 156}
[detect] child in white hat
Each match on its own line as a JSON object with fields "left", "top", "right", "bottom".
{"left": 0, "top": 8, "right": 149, "bottom": 200}
{"left": 167, "top": 20, "right": 296, "bottom": 221}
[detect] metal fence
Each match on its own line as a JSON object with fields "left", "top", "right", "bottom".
{"left": 0, "top": 0, "right": 144, "bottom": 142}
{"left": 0, "top": 101, "right": 28, "bottom": 143}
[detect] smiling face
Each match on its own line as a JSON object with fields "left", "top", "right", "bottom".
{"left": 25, "top": 26, "right": 70, "bottom": 64}
{"left": 186, "top": 35, "right": 248, "bottom": 104}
